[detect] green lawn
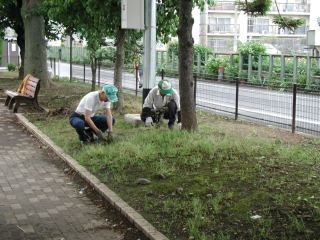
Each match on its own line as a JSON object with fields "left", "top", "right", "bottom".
{"left": 2, "top": 77, "right": 319, "bottom": 240}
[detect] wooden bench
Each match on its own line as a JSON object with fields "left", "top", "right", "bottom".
{"left": 4, "top": 75, "right": 41, "bottom": 113}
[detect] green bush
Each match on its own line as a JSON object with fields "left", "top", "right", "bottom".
{"left": 7, "top": 63, "right": 16, "bottom": 72}
{"left": 167, "top": 41, "right": 179, "bottom": 60}
{"left": 193, "top": 44, "right": 213, "bottom": 65}
{"left": 238, "top": 41, "right": 266, "bottom": 70}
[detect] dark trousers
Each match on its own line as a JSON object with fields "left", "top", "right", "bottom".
{"left": 141, "top": 100, "right": 177, "bottom": 125}
{"left": 69, "top": 112, "right": 115, "bottom": 141}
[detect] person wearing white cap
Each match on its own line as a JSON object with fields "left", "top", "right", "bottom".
{"left": 141, "top": 79, "right": 181, "bottom": 129}
{"left": 69, "top": 84, "right": 118, "bottom": 143}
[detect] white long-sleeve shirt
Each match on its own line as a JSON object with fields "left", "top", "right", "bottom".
{"left": 143, "top": 86, "right": 180, "bottom": 111}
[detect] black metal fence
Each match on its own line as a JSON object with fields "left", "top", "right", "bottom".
{"left": 48, "top": 58, "right": 320, "bottom": 136}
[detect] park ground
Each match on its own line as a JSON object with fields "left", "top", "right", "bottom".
{"left": 1, "top": 71, "right": 320, "bottom": 240}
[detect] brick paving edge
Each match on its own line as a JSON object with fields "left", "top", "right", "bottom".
{"left": 16, "top": 113, "right": 169, "bottom": 240}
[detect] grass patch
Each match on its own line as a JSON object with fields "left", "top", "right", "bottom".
{"left": 2, "top": 77, "right": 320, "bottom": 239}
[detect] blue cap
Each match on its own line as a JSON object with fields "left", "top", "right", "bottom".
{"left": 102, "top": 84, "right": 118, "bottom": 102}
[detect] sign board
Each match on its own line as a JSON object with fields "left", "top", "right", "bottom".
{"left": 121, "top": 0, "right": 144, "bottom": 29}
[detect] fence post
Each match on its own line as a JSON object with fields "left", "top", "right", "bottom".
{"left": 306, "top": 56, "right": 311, "bottom": 89}
{"left": 161, "top": 51, "right": 164, "bottom": 67}
{"left": 194, "top": 75, "right": 197, "bottom": 106}
{"left": 268, "top": 55, "right": 273, "bottom": 80}
{"left": 293, "top": 56, "right": 297, "bottom": 84}
{"left": 171, "top": 51, "right": 175, "bottom": 71}
{"left": 248, "top": 54, "right": 252, "bottom": 81}
{"left": 53, "top": 58, "right": 56, "bottom": 76}
{"left": 238, "top": 53, "right": 243, "bottom": 79}
{"left": 70, "top": 38, "right": 73, "bottom": 82}
{"left": 197, "top": 53, "right": 201, "bottom": 75}
{"left": 258, "top": 55, "right": 262, "bottom": 83}
{"left": 98, "top": 61, "right": 101, "bottom": 87}
{"left": 83, "top": 63, "right": 86, "bottom": 82}
{"left": 235, "top": 77, "right": 239, "bottom": 120}
{"left": 135, "top": 65, "right": 138, "bottom": 96}
{"left": 280, "top": 55, "right": 285, "bottom": 83}
{"left": 292, "top": 84, "right": 297, "bottom": 133}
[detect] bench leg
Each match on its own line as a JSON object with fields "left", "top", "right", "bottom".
{"left": 4, "top": 96, "right": 11, "bottom": 106}
{"left": 13, "top": 102, "right": 20, "bottom": 113}
{"left": 33, "top": 101, "right": 43, "bottom": 111}
{"left": 8, "top": 98, "right": 16, "bottom": 110}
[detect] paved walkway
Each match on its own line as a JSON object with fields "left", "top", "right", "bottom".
{"left": 0, "top": 105, "right": 130, "bottom": 240}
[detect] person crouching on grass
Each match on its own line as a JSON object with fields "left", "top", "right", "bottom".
{"left": 141, "top": 79, "right": 181, "bottom": 129}
{"left": 69, "top": 84, "right": 118, "bottom": 144}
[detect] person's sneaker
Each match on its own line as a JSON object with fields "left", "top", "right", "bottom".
{"left": 168, "top": 122, "right": 174, "bottom": 130}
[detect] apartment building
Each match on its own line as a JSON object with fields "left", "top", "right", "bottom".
{"left": 199, "top": 0, "right": 320, "bottom": 54}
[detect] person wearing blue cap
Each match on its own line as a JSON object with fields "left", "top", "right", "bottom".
{"left": 141, "top": 79, "right": 181, "bottom": 129}
{"left": 69, "top": 84, "right": 118, "bottom": 144}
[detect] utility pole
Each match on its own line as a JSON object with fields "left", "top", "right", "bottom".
{"left": 142, "top": 0, "right": 156, "bottom": 102}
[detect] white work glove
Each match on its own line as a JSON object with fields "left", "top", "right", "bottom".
{"left": 145, "top": 117, "right": 153, "bottom": 127}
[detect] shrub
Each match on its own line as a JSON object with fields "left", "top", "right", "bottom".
{"left": 205, "top": 56, "right": 229, "bottom": 75}
{"left": 193, "top": 44, "right": 213, "bottom": 65}
{"left": 238, "top": 41, "right": 267, "bottom": 71}
{"left": 7, "top": 63, "right": 17, "bottom": 72}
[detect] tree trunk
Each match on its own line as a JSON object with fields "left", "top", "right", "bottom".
{"left": 16, "top": 0, "right": 25, "bottom": 79}
{"left": 16, "top": 27, "right": 25, "bottom": 80}
{"left": 177, "top": 0, "right": 197, "bottom": 131}
{"left": 113, "top": 29, "right": 125, "bottom": 114}
{"left": 22, "top": 0, "right": 49, "bottom": 88}
{"left": 91, "top": 57, "right": 97, "bottom": 91}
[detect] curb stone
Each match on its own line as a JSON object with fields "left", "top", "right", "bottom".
{"left": 16, "top": 113, "right": 169, "bottom": 240}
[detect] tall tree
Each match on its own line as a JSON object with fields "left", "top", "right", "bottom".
{"left": 22, "top": 0, "right": 49, "bottom": 87}
{"left": 177, "top": 0, "right": 198, "bottom": 131}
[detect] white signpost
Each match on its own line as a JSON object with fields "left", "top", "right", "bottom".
{"left": 121, "top": 0, "right": 156, "bottom": 102}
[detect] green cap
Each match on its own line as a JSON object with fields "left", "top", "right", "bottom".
{"left": 158, "top": 80, "right": 172, "bottom": 95}
{"left": 102, "top": 84, "right": 118, "bottom": 102}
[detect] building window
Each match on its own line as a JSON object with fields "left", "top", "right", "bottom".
{"left": 208, "top": 38, "right": 234, "bottom": 53}
{"left": 248, "top": 18, "right": 269, "bottom": 34}
{"left": 208, "top": 17, "right": 231, "bottom": 33}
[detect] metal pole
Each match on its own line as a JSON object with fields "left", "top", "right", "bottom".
{"left": 53, "top": 58, "right": 56, "bottom": 76}
{"left": 292, "top": 84, "right": 297, "bottom": 133}
{"left": 280, "top": 55, "right": 285, "bottom": 83}
{"left": 142, "top": 0, "right": 156, "bottom": 104}
{"left": 161, "top": 69, "right": 164, "bottom": 80}
{"left": 58, "top": 49, "right": 61, "bottom": 80}
{"left": 83, "top": 63, "right": 86, "bottom": 82}
{"left": 235, "top": 78, "right": 239, "bottom": 120}
{"left": 98, "top": 61, "right": 101, "bottom": 87}
{"left": 70, "top": 36, "right": 73, "bottom": 82}
{"left": 135, "top": 65, "right": 138, "bottom": 96}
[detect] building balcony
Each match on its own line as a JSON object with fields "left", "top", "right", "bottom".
{"left": 208, "top": 1, "right": 235, "bottom": 11}
{"left": 270, "top": 3, "right": 310, "bottom": 13}
{"left": 208, "top": 24, "right": 239, "bottom": 34}
{"left": 248, "top": 24, "right": 307, "bottom": 36}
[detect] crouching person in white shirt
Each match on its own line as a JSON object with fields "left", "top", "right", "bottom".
{"left": 141, "top": 79, "right": 181, "bottom": 129}
{"left": 69, "top": 84, "right": 118, "bottom": 144}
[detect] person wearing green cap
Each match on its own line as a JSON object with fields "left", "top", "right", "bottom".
{"left": 141, "top": 79, "right": 181, "bottom": 129}
{"left": 69, "top": 84, "right": 118, "bottom": 144}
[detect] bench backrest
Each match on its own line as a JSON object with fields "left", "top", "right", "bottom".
{"left": 25, "top": 76, "right": 40, "bottom": 98}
